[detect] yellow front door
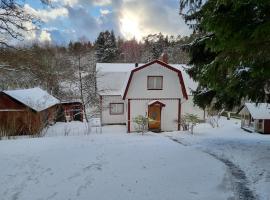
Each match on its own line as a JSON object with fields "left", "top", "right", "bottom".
{"left": 148, "top": 105, "right": 161, "bottom": 131}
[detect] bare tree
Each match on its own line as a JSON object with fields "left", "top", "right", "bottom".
{"left": 68, "top": 42, "right": 98, "bottom": 122}
{"left": 0, "top": 0, "right": 50, "bottom": 47}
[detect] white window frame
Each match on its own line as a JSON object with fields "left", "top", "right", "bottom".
{"left": 110, "top": 103, "right": 124, "bottom": 115}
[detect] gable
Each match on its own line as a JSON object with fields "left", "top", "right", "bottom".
{"left": 122, "top": 60, "right": 188, "bottom": 100}
{"left": 0, "top": 93, "right": 27, "bottom": 110}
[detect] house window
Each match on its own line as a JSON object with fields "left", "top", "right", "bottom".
{"left": 147, "top": 76, "right": 163, "bottom": 90}
{"left": 110, "top": 103, "right": 124, "bottom": 115}
{"left": 258, "top": 120, "right": 263, "bottom": 130}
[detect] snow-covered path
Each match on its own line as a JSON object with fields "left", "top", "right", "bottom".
{"left": 167, "top": 118, "right": 270, "bottom": 200}
{"left": 0, "top": 129, "right": 233, "bottom": 200}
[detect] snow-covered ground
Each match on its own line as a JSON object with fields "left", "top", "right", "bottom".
{"left": 0, "top": 122, "right": 234, "bottom": 200}
{"left": 0, "top": 118, "right": 269, "bottom": 200}
{"left": 166, "top": 118, "right": 270, "bottom": 200}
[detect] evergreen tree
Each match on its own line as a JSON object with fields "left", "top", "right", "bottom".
{"left": 180, "top": 0, "right": 270, "bottom": 109}
{"left": 95, "top": 30, "right": 118, "bottom": 62}
{"left": 143, "top": 33, "right": 169, "bottom": 60}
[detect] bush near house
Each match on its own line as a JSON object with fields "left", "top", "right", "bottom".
{"left": 133, "top": 115, "right": 149, "bottom": 134}
{"left": 183, "top": 114, "right": 200, "bottom": 135}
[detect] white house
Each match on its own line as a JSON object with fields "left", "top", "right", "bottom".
{"left": 239, "top": 103, "right": 270, "bottom": 134}
{"left": 97, "top": 57, "right": 205, "bottom": 133}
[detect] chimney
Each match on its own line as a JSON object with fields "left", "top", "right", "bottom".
{"left": 135, "top": 63, "right": 139, "bottom": 68}
{"left": 159, "top": 51, "right": 169, "bottom": 63}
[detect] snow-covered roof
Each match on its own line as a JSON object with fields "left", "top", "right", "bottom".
{"left": 98, "top": 90, "right": 123, "bottom": 96}
{"left": 96, "top": 63, "right": 145, "bottom": 72}
{"left": 3, "top": 87, "right": 60, "bottom": 112}
{"left": 97, "top": 71, "right": 129, "bottom": 94}
{"left": 96, "top": 63, "right": 197, "bottom": 96}
{"left": 61, "top": 100, "right": 82, "bottom": 104}
{"left": 243, "top": 103, "right": 270, "bottom": 119}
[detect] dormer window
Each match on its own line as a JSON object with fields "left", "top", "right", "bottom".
{"left": 147, "top": 76, "right": 163, "bottom": 90}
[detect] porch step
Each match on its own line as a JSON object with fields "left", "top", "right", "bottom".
{"left": 150, "top": 129, "right": 161, "bottom": 133}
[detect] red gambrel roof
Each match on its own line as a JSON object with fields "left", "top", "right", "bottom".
{"left": 122, "top": 60, "right": 188, "bottom": 100}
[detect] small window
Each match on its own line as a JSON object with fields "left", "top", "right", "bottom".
{"left": 110, "top": 103, "right": 124, "bottom": 115}
{"left": 147, "top": 76, "right": 163, "bottom": 90}
{"left": 258, "top": 119, "right": 263, "bottom": 130}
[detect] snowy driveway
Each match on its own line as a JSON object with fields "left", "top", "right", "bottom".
{"left": 167, "top": 118, "right": 270, "bottom": 200}
{"left": 0, "top": 129, "right": 233, "bottom": 200}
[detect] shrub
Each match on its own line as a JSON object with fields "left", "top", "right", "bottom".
{"left": 184, "top": 114, "right": 200, "bottom": 135}
{"left": 133, "top": 115, "right": 149, "bottom": 134}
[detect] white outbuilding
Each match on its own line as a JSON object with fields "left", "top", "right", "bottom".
{"left": 239, "top": 103, "right": 270, "bottom": 134}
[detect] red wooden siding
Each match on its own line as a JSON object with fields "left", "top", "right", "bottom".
{"left": 0, "top": 93, "right": 58, "bottom": 136}
{"left": 128, "top": 99, "right": 131, "bottom": 133}
{"left": 0, "top": 93, "right": 26, "bottom": 110}
{"left": 178, "top": 99, "right": 181, "bottom": 131}
{"left": 264, "top": 120, "right": 270, "bottom": 134}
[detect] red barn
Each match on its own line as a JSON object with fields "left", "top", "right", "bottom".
{"left": 0, "top": 87, "right": 60, "bottom": 136}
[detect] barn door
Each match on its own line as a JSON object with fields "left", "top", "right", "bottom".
{"left": 148, "top": 105, "right": 161, "bottom": 132}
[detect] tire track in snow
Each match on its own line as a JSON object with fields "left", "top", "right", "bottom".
{"left": 206, "top": 152, "right": 257, "bottom": 200}
{"left": 168, "top": 137, "right": 258, "bottom": 200}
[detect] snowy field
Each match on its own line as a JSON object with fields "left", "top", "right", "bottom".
{"left": 0, "top": 118, "right": 269, "bottom": 200}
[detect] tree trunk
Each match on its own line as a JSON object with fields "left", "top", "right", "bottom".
{"left": 78, "top": 55, "right": 89, "bottom": 123}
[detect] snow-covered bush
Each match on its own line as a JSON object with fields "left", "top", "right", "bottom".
{"left": 206, "top": 108, "right": 224, "bottom": 128}
{"left": 133, "top": 115, "right": 149, "bottom": 134}
{"left": 184, "top": 114, "right": 200, "bottom": 134}
{"left": 175, "top": 116, "right": 189, "bottom": 131}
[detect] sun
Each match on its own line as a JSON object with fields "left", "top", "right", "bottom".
{"left": 120, "top": 12, "right": 143, "bottom": 41}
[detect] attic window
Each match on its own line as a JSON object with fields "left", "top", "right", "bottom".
{"left": 147, "top": 76, "right": 163, "bottom": 90}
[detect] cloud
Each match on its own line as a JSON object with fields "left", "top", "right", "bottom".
{"left": 22, "top": 22, "right": 37, "bottom": 41}
{"left": 64, "top": 6, "right": 100, "bottom": 41}
{"left": 118, "top": 0, "right": 191, "bottom": 40}
{"left": 50, "top": 0, "right": 112, "bottom": 7}
{"left": 100, "top": 9, "right": 111, "bottom": 15}
{"left": 21, "top": 0, "right": 191, "bottom": 44}
{"left": 51, "top": 0, "right": 79, "bottom": 6}
{"left": 39, "top": 30, "right": 52, "bottom": 42}
{"left": 24, "top": 4, "right": 68, "bottom": 22}
{"left": 93, "top": 0, "right": 112, "bottom": 6}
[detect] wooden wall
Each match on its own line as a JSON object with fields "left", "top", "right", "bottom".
{"left": 264, "top": 120, "right": 270, "bottom": 134}
{"left": 0, "top": 93, "right": 58, "bottom": 136}
{"left": 61, "top": 103, "right": 83, "bottom": 122}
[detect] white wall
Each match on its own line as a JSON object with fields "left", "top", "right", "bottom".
{"left": 101, "top": 95, "right": 126, "bottom": 125}
{"left": 129, "top": 99, "right": 179, "bottom": 132}
{"left": 125, "top": 63, "right": 184, "bottom": 99}
{"left": 239, "top": 106, "right": 252, "bottom": 128}
{"left": 181, "top": 95, "right": 205, "bottom": 120}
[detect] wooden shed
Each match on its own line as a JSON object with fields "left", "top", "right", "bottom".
{"left": 0, "top": 87, "right": 60, "bottom": 136}
{"left": 60, "top": 101, "right": 83, "bottom": 122}
{"left": 239, "top": 103, "right": 270, "bottom": 134}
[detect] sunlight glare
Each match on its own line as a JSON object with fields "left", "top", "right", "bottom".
{"left": 120, "top": 12, "right": 143, "bottom": 41}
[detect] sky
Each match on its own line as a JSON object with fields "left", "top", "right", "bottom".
{"left": 23, "top": 0, "right": 191, "bottom": 44}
